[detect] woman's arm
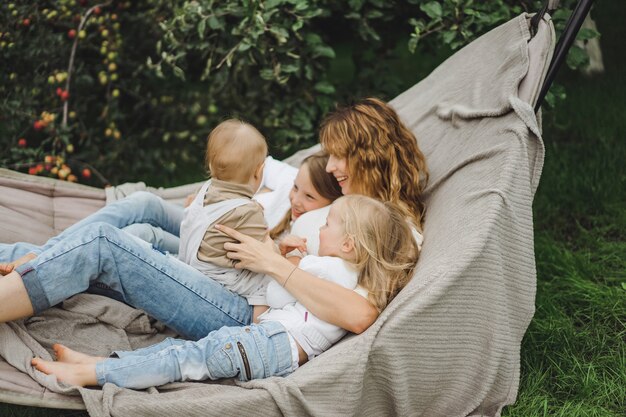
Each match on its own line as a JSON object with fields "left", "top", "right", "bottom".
{"left": 217, "top": 224, "right": 379, "bottom": 334}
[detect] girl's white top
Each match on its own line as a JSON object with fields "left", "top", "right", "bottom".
{"left": 259, "top": 255, "right": 365, "bottom": 359}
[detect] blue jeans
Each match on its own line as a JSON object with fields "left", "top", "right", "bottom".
{"left": 14, "top": 222, "right": 253, "bottom": 341}
{"left": 0, "top": 191, "right": 184, "bottom": 259}
{"left": 96, "top": 321, "right": 294, "bottom": 389}
{"left": 121, "top": 223, "right": 180, "bottom": 255}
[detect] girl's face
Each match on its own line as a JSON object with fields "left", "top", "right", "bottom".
{"left": 289, "top": 163, "right": 333, "bottom": 221}
{"left": 325, "top": 155, "right": 352, "bottom": 195}
{"left": 318, "top": 203, "right": 353, "bottom": 259}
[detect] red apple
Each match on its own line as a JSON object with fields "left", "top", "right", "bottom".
{"left": 94, "top": 6, "right": 101, "bottom": 15}
{"left": 28, "top": 167, "right": 37, "bottom": 175}
{"left": 68, "top": 29, "right": 77, "bottom": 39}
{"left": 81, "top": 168, "right": 92, "bottom": 179}
{"left": 60, "top": 90, "right": 70, "bottom": 101}
{"left": 56, "top": 87, "right": 63, "bottom": 96}
{"left": 18, "top": 138, "right": 27, "bottom": 147}
{"left": 22, "top": 18, "right": 30, "bottom": 27}
{"left": 33, "top": 120, "right": 44, "bottom": 131}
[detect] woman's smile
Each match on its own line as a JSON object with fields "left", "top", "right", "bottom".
{"left": 326, "top": 155, "right": 351, "bottom": 194}
{"left": 335, "top": 175, "right": 349, "bottom": 187}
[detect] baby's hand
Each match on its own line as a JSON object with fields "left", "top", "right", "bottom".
{"left": 278, "top": 235, "right": 307, "bottom": 256}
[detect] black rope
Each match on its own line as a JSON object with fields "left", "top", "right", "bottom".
{"left": 535, "top": 0, "right": 595, "bottom": 112}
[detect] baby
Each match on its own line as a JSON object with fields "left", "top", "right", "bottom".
{"left": 177, "top": 119, "right": 270, "bottom": 305}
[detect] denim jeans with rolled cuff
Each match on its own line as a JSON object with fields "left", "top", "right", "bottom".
{"left": 96, "top": 321, "right": 294, "bottom": 389}
{"left": 14, "top": 222, "right": 253, "bottom": 341}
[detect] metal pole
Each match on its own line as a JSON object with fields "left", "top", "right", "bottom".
{"left": 535, "top": 0, "right": 595, "bottom": 112}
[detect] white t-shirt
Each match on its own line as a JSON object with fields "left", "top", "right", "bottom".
{"left": 259, "top": 255, "right": 362, "bottom": 359}
{"left": 288, "top": 205, "right": 330, "bottom": 256}
{"left": 253, "top": 156, "right": 297, "bottom": 229}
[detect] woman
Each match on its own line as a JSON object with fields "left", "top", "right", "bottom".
{"left": 0, "top": 97, "right": 428, "bottom": 340}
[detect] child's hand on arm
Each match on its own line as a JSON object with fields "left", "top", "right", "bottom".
{"left": 278, "top": 235, "right": 307, "bottom": 256}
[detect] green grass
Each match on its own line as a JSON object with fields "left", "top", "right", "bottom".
{"left": 502, "top": 2, "right": 626, "bottom": 416}
{"left": 2, "top": 3, "right": 625, "bottom": 417}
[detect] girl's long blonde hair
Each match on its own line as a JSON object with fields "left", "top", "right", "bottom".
{"left": 337, "top": 195, "right": 419, "bottom": 312}
{"left": 269, "top": 151, "right": 342, "bottom": 239}
{"left": 319, "top": 98, "right": 429, "bottom": 231}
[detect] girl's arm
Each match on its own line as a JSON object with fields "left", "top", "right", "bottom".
{"left": 217, "top": 225, "right": 379, "bottom": 334}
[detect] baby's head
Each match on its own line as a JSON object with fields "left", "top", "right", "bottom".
{"left": 319, "top": 195, "right": 419, "bottom": 312}
{"left": 206, "top": 119, "right": 267, "bottom": 188}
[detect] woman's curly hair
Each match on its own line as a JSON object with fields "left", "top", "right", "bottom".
{"left": 319, "top": 98, "right": 429, "bottom": 230}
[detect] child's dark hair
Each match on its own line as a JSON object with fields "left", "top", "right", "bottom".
{"left": 269, "top": 151, "right": 342, "bottom": 239}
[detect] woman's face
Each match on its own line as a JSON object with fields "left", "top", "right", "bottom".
{"left": 325, "top": 155, "right": 352, "bottom": 195}
{"left": 289, "top": 163, "right": 333, "bottom": 221}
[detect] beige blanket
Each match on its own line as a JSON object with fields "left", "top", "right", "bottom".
{"left": 0, "top": 13, "right": 553, "bottom": 417}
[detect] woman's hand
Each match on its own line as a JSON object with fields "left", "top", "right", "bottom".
{"left": 278, "top": 235, "right": 307, "bottom": 256}
{"left": 217, "top": 224, "right": 286, "bottom": 276}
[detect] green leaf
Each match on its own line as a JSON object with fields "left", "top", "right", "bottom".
{"left": 313, "top": 45, "right": 335, "bottom": 58}
{"left": 420, "top": 1, "right": 443, "bottom": 20}
{"left": 566, "top": 45, "right": 589, "bottom": 70}
{"left": 348, "top": 0, "right": 364, "bottom": 10}
{"left": 208, "top": 16, "right": 222, "bottom": 30}
{"left": 292, "top": 20, "right": 304, "bottom": 31}
{"left": 282, "top": 64, "right": 300, "bottom": 73}
{"left": 269, "top": 26, "right": 289, "bottom": 44}
{"left": 442, "top": 30, "right": 456, "bottom": 45}
{"left": 314, "top": 81, "right": 335, "bottom": 94}
{"left": 260, "top": 68, "right": 275, "bottom": 80}
{"left": 305, "top": 33, "right": 322, "bottom": 46}
{"left": 265, "top": 0, "right": 284, "bottom": 9}
{"left": 577, "top": 27, "right": 600, "bottom": 41}
{"left": 197, "top": 19, "right": 206, "bottom": 38}
{"left": 408, "top": 36, "right": 418, "bottom": 54}
{"left": 172, "top": 66, "right": 185, "bottom": 80}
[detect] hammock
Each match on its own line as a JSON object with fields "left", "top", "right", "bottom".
{"left": 0, "top": 12, "right": 554, "bottom": 417}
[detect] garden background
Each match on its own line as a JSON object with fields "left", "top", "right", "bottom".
{"left": 1, "top": 0, "right": 624, "bottom": 416}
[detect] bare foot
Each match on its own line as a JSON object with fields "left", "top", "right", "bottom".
{"left": 53, "top": 344, "right": 106, "bottom": 365}
{"left": 0, "top": 253, "right": 36, "bottom": 276}
{"left": 31, "top": 357, "right": 98, "bottom": 387}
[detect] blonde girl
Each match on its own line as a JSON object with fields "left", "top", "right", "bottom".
{"left": 31, "top": 195, "right": 418, "bottom": 388}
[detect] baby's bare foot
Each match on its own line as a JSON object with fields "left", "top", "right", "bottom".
{"left": 53, "top": 344, "right": 105, "bottom": 365}
{"left": 0, "top": 253, "right": 36, "bottom": 276}
{"left": 31, "top": 357, "right": 97, "bottom": 387}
